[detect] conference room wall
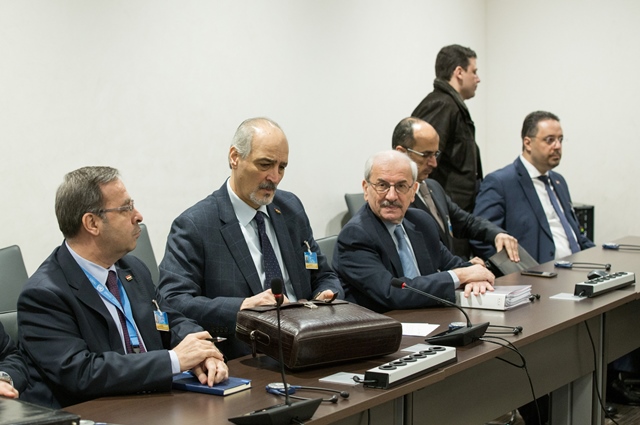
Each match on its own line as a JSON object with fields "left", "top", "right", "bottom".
{"left": 3, "top": 1, "right": 634, "bottom": 275}
{"left": 484, "top": 0, "right": 640, "bottom": 244}
{"left": 0, "top": 1, "right": 486, "bottom": 273}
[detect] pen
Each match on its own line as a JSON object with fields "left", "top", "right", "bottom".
{"left": 207, "top": 337, "right": 227, "bottom": 343}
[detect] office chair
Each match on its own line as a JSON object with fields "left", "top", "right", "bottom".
{"left": 0, "top": 245, "right": 29, "bottom": 341}
{"left": 344, "top": 193, "right": 365, "bottom": 220}
{"left": 130, "top": 223, "right": 159, "bottom": 286}
{"left": 316, "top": 235, "right": 338, "bottom": 269}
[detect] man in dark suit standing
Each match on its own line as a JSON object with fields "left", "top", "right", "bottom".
{"left": 18, "top": 166, "right": 227, "bottom": 408}
{"left": 0, "top": 322, "right": 28, "bottom": 399}
{"left": 471, "top": 111, "right": 594, "bottom": 263}
{"left": 333, "top": 150, "right": 494, "bottom": 314}
{"left": 391, "top": 116, "right": 519, "bottom": 262}
{"left": 158, "top": 117, "right": 343, "bottom": 360}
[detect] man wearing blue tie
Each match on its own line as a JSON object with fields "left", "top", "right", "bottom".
{"left": 471, "top": 111, "right": 594, "bottom": 262}
{"left": 333, "top": 150, "right": 494, "bottom": 314}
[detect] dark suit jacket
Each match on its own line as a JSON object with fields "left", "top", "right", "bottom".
{"left": 471, "top": 158, "right": 594, "bottom": 263}
{"left": 411, "top": 179, "right": 504, "bottom": 257}
{"left": 333, "top": 204, "right": 468, "bottom": 313}
{"left": 0, "top": 321, "right": 28, "bottom": 393}
{"left": 18, "top": 244, "right": 202, "bottom": 408}
{"left": 412, "top": 79, "right": 482, "bottom": 212}
{"left": 158, "top": 182, "right": 343, "bottom": 360}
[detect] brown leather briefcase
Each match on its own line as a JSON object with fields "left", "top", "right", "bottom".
{"left": 235, "top": 300, "right": 402, "bottom": 370}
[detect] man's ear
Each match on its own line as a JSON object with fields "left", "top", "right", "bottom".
{"left": 82, "top": 212, "right": 101, "bottom": 236}
{"left": 523, "top": 137, "right": 533, "bottom": 154}
{"left": 229, "top": 146, "right": 240, "bottom": 169}
{"left": 362, "top": 180, "right": 369, "bottom": 202}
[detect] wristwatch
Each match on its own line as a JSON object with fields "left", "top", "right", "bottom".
{"left": 0, "top": 371, "right": 13, "bottom": 387}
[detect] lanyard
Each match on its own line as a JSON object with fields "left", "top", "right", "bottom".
{"left": 82, "top": 268, "right": 141, "bottom": 348}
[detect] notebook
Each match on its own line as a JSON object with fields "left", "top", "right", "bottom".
{"left": 172, "top": 372, "right": 251, "bottom": 396}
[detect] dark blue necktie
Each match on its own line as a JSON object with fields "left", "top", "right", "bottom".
{"left": 254, "top": 211, "right": 284, "bottom": 290}
{"left": 394, "top": 225, "right": 419, "bottom": 278}
{"left": 538, "top": 175, "right": 580, "bottom": 254}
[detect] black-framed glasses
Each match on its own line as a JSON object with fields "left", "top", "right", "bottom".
{"left": 367, "top": 181, "right": 413, "bottom": 195}
{"left": 98, "top": 200, "right": 135, "bottom": 214}
{"left": 532, "top": 136, "right": 563, "bottom": 146}
{"left": 406, "top": 148, "right": 441, "bottom": 160}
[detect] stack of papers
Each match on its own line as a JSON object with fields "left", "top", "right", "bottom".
{"left": 455, "top": 285, "right": 532, "bottom": 311}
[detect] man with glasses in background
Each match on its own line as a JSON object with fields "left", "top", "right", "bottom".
{"left": 332, "top": 150, "right": 494, "bottom": 314}
{"left": 392, "top": 117, "right": 519, "bottom": 262}
{"left": 18, "top": 166, "right": 227, "bottom": 408}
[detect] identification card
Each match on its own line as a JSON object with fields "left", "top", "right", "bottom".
{"left": 154, "top": 310, "right": 169, "bottom": 332}
{"left": 304, "top": 251, "right": 318, "bottom": 270}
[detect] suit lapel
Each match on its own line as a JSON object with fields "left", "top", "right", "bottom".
{"left": 57, "top": 244, "right": 127, "bottom": 352}
{"left": 268, "top": 203, "right": 303, "bottom": 300}
{"left": 548, "top": 172, "right": 580, "bottom": 233}
{"left": 403, "top": 218, "right": 431, "bottom": 275}
{"left": 514, "top": 159, "right": 553, "bottom": 240}
{"left": 364, "top": 206, "right": 404, "bottom": 277}
{"left": 216, "top": 185, "right": 264, "bottom": 295}
{"left": 425, "top": 181, "right": 452, "bottom": 242}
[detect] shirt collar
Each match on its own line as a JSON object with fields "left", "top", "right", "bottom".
{"left": 226, "top": 179, "right": 269, "bottom": 226}
{"left": 65, "top": 240, "right": 116, "bottom": 284}
{"left": 519, "top": 154, "right": 547, "bottom": 179}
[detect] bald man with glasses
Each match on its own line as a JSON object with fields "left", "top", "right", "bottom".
{"left": 333, "top": 150, "right": 494, "bottom": 314}
{"left": 392, "top": 117, "right": 519, "bottom": 262}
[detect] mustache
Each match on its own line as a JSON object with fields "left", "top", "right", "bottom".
{"left": 380, "top": 200, "right": 403, "bottom": 208}
{"left": 258, "top": 182, "right": 277, "bottom": 191}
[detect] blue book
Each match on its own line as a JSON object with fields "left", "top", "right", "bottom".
{"left": 172, "top": 372, "right": 251, "bottom": 396}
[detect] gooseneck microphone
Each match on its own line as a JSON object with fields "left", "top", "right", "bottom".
{"left": 390, "top": 278, "right": 490, "bottom": 347}
{"left": 228, "top": 278, "right": 321, "bottom": 425}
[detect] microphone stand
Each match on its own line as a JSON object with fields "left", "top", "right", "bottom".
{"left": 229, "top": 278, "right": 321, "bottom": 425}
{"left": 390, "top": 278, "right": 489, "bottom": 347}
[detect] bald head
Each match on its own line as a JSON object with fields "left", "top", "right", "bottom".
{"left": 392, "top": 117, "right": 440, "bottom": 182}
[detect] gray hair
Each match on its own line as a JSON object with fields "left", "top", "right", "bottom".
{"left": 364, "top": 150, "right": 418, "bottom": 182}
{"left": 230, "top": 117, "right": 283, "bottom": 161}
{"left": 55, "top": 166, "right": 120, "bottom": 238}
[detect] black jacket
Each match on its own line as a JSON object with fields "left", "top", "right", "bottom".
{"left": 412, "top": 79, "right": 482, "bottom": 212}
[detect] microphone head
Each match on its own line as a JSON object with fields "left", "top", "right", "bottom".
{"left": 271, "top": 278, "right": 284, "bottom": 296}
{"left": 390, "top": 278, "right": 405, "bottom": 289}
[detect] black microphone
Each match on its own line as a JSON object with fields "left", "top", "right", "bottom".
{"left": 390, "top": 278, "right": 489, "bottom": 347}
{"left": 228, "top": 278, "right": 321, "bottom": 425}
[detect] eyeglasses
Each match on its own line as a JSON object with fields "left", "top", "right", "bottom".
{"left": 406, "top": 148, "right": 441, "bottom": 160}
{"left": 367, "top": 181, "right": 413, "bottom": 195}
{"left": 98, "top": 200, "right": 135, "bottom": 214}
{"left": 533, "top": 136, "right": 563, "bottom": 146}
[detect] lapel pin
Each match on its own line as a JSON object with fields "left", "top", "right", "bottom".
{"left": 125, "top": 274, "right": 133, "bottom": 281}
{"left": 274, "top": 208, "right": 281, "bottom": 214}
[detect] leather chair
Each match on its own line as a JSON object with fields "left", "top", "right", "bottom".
{"left": 316, "top": 235, "right": 338, "bottom": 269}
{"left": 0, "top": 245, "right": 29, "bottom": 341}
{"left": 344, "top": 193, "right": 365, "bottom": 220}
{"left": 130, "top": 223, "right": 159, "bottom": 286}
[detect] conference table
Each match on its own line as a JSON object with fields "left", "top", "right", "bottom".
{"left": 66, "top": 236, "right": 640, "bottom": 425}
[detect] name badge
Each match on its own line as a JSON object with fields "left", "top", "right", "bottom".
{"left": 152, "top": 300, "right": 169, "bottom": 332}
{"left": 303, "top": 240, "right": 318, "bottom": 270}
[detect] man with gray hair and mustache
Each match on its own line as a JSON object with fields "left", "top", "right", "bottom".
{"left": 333, "top": 150, "right": 494, "bottom": 314}
{"left": 159, "top": 117, "right": 343, "bottom": 360}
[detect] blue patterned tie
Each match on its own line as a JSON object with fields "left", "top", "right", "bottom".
{"left": 394, "top": 225, "right": 419, "bottom": 278}
{"left": 538, "top": 175, "right": 580, "bottom": 254}
{"left": 254, "top": 211, "right": 284, "bottom": 290}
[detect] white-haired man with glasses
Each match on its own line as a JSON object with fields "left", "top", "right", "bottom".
{"left": 392, "top": 117, "right": 519, "bottom": 262}
{"left": 333, "top": 150, "right": 494, "bottom": 314}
